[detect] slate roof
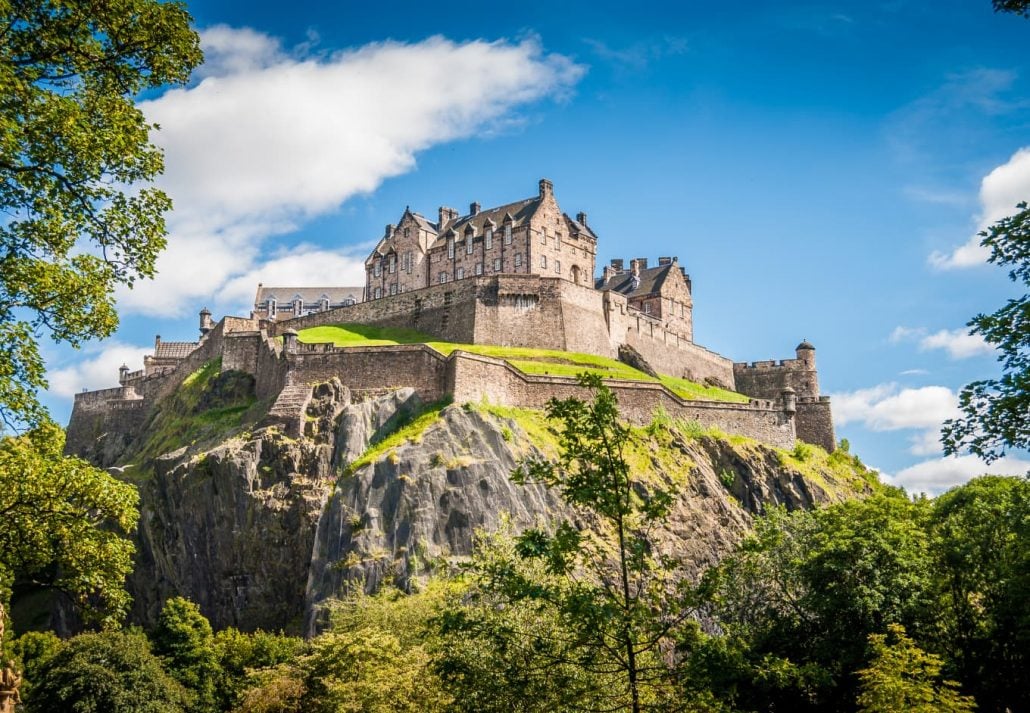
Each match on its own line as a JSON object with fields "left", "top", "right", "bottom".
{"left": 564, "top": 214, "right": 597, "bottom": 240}
{"left": 154, "top": 341, "right": 198, "bottom": 359}
{"left": 255, "top": 286, "right": 363, "bottom": 305}
{"left": 428, "top": 197, "right": 540, "bottom": 250}
{"left": 595, "top": 263, "right": 678, "bottom": 298}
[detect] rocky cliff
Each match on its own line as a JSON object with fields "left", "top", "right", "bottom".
{"left": 73, "top": 362, "right": 878, "bottom": 634}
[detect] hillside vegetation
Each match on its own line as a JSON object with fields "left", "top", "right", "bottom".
{"left": 298, "top": 323, "right": 749, "bottom": 403}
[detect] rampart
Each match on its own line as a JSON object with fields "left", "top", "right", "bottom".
{"left": 271, "top": 274, "right": 736, "bottom": 388}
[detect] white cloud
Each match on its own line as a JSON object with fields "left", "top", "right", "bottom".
{"left": 47, "top": 342, "right": 152, "bottom": 398}
{"left": 919, "top": 328, "right": 994, "bottom": 359}
{"left": 890, "top": 325, "right": 993, "bottom": 359}
{"left": 118, "top": 29, "right": 585, "bottom": 317}
{"left": 908, "top": 429, "right": 944, "bottom": 457}
{"left": 831, "top": 383, "right": 959, "bottom": 431}
{"left": 219, "top": 246, "right": 368, "bottom": 313}
{"left": 885, "top": 454, "right": 1030, "bottom": 496}
{"left": 930, "top": 146, "right": 1030, "bottom": 269}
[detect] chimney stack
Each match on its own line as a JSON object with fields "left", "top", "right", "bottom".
{"left": 576, "top": 211, "right": 588, "bottom": 225}
{"left": 470, "top": 202, "right": 481, "bottom": 216}
{"left": 630, "top": 259, "right": 640, "bottom": 276}
{"left": 438, "top": 206, "right": 458, "bottom": 229}
{"left": 538, "top": 178, "right": 553, "bottom": 199}
{"left": 635, "top": 257, "right": 648, "bottom": 270}
{"left": 611, "top": 258, "right": 624, "bottom": 271}
{"left": 602, "top": 264, "right": 614, "bottom": 283}
{"left": 385, "top": 223, "right": 394, "bottom": 238}
{"left": 658, "top": 256, "right": 672, "bottom": 266}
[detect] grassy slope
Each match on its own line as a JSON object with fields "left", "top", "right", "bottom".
{"left": 298, "top": 323, "right": 748, "bottom": 404}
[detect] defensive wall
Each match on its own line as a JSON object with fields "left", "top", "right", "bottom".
{"left": 271, "top": 273, "right": 737, "bottom": 388}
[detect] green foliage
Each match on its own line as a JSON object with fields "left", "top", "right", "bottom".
{"left": 342, "top": 398, "right": 452, "bottom": 476}
{"left": 942, "top": 201, "right": 1030, "bottom": 461}
{"left": 0, "top": 422, "right": 138, "bottom": 626}
{"left": 152, "top": 598, "right": 219, "bottom": 713}
{"left": 28, "top": 630, "right": 188, "bottom": 712}
{"left": 499, "top": 374, "right": 691, "bottom": 711}
{"left": 0, "top": 0, "right": 202, "bottom": 429}
{"left": 993, "top": 0, "right": 1030, "bottom": 17}
{"left": 131, "top": 360, "right": 257, "bottom": 464}
{"left": 930, "top": 476, "right": 1030, "bottom": 711}
{"left": 7, "top": 630, "right": 62, "bottom": 700}
{"left": 697, "top": 494, "right": 935, "bottom": 710}
{"left": 211, "top": 627, "right": 304, "bottom": 712}
{"left": 298, "top": 323, "right": 749, "bottom": 403}
{"left": 856, "top": 624, "right": 975, "bottom": 713}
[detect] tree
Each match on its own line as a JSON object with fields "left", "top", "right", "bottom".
{"left": 0, "top": 423, "right": 138, "bottom": 626}
{"left": 697, "top": 494, "right": 936, "bottom": 711}
{"left": 151, "top": 598, "right": 219, "bottom": 713}
{"left": 931, "top": 476, "right": 1030, "bottom": 712}
{"left": 942, "top": 202, "right": 1030, "bottom": 462}
{"left": 856, "top": 624, "right": 975, "bottom": 713}
{"left": 27, "top": 630, "right": 187, "bottom": 712}
{"left": 470, "top": 374, "right": 693, "bottom": 712}
{"left": 0, "top": 0, "right": 202, "bottom": 429}
{"left": 993, "top": 0, "right": 1030, "bottom": 18}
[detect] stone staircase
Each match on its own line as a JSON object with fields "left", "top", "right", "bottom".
{"left": 262, "top": 382, "right": 313, "bottom": 437}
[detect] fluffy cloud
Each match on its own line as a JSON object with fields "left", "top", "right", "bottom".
{"left": 831, "top": 383, "right": 960, "bottom": 431}
{"left": 930, "top": 146, "right": 1030, "bottom": 269}
{"left": 890, "top": 325, "right": 994, "bottom": 359}
{"left": 885, "top": 454, "right": 1030, "bottom": 496}
{"left": 47, "top": 342, "right": 153, "bottom": 398}
{"left": 118, "top": 29, "right": 585, "bottom": 317}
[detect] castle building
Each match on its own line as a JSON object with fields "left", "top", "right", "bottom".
{"left": 253, "top": 285, "right": 363, "bottom": 320}
{"left": 364, "top": 179, "right": 598, "bottom": 300}
{"left": 68, "top": 178, "right": 837, "bottom": 458}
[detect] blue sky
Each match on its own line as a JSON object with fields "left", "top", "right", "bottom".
{"left": 44, "top": 0, "right": 1030, "bottom": 493}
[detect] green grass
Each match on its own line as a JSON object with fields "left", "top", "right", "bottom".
{"left": 343, "top": 398, "right": 452, "bottom": 477}
{"left": 129, "top": 358, "right": 258, "bottom": 467}
{"left": 298, "top": 323, "right": 748, "bottom": 404}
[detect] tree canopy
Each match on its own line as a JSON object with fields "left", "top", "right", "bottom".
{"left": 0, "top": 423, "right": 138, "bottom": 626}
{"left": 942, "top": 202, "right": 1030, "bottom": 461}
{"left": 0, "top": 0, "right": 202, "bottom": 429}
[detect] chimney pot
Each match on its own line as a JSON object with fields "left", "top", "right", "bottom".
{"left": 470, "top": 202, "right": 480, "bottom": 216}
{"left": 611, "top": 258, "right": 624, "bottom": 271}
{"left": 658, "top": 256, "right": 671, "bottom": 266}
{"left": 636, "top": 257, "right": 648, "bottom": 269}
{"left": 576, "top": 211, "right": 587, "bottom": 225}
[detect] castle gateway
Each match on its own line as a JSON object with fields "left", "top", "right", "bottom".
{"left": 67, "top": 179, "right": 835, "bottom": 456}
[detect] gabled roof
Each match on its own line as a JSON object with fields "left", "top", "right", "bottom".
{"left": 595, "top": 262, "right": 679, "bottom": 298}
{"left": 406, "top": 210, "right": 438, "bottom": 234}
{"left": 255, "top": 286, "right": 364, "bottom": 305}
{"left": 428, "top": 197, "right": 540, "bottom": 250}
{"left": 564, "top": 213, "right": 597, "bottom": 241}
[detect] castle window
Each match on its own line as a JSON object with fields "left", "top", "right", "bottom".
{"left": 644, "top": 302, "right": 652, "bottom": 314}
{"left": 374, "top": 259, "right": 381, "bottom": 277}
{"left": 457, "top": 267, "right": 465, "bottom": 280}
{"left": 540, "top": 255, "right": 547, "bottom": 270}
{"left": 447, "top": 238, "right": 454, "bottom": 259}
{"left": 466, "top": 237, "right": 474, "bottom": 255}
{"left": 485, "top": 228, "right": 493, "bottom": 250}
{"left": 475, "top": 262, "right": 483, "bottom": 276}
{"left": 389, "top": 254, "right": 396, "bottom": 273}
{"left": 320, "top": 296, "right": 330, "bottom": 311}
{"left": 267, "top": 298, "right": 276, "bottom": 316}
{"left": 540, "top": 228, "right": 547, "bottom": 245}
{"left": 556, "top": 234, "right": 561, "bottom": 251}
{"left": 374, "top": 287, "right": 382, "bottom": 299}
{"left": 404, "top": 227, "right": 410, "bottom": 238}
{"left": 514, "top": 253, "right": 522, "bottom": 267}
{"left": 555, "top": 259, "right": 561, "bottom": 274}
{"left": 493, "top": 257, "right": 501, "bottom": 272}
{"left": 504, "top": 225, "right": 512, "bottom": 244}
{"left": 390, "top": 283, "right": 397, "bottom": 296}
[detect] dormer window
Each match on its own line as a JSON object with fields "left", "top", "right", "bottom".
{"left": 267, "top": 297, "right": 277, "bottom": 317}
{"left": 466, "top": 236, "right": 474, "bottom": 254}
{"left": 374, "top": 259, "right": 381, "bottom": 277}
{"left": 447, "top": 238, "right": 454, "bottom": 259}
{"left": 320, "top": 295, "right": 330, "bottom": 311}
{"left": 293, "top": 296, "right": 303, "bottom": 315}
{"left": 404, "top": 227, "right": 410, "bottom": 238}
{"left": 485, "top": 228, "right": 493, "bottom": 250}
{"left": 504, "top": 224, "right": 512, "bottom": 244}
{"left": 389, "top": 254, "right": 396, "bottom": 273}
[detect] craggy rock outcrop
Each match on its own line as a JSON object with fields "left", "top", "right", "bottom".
{"left": 75, "top": 376, "right": 874, "bottom": 634}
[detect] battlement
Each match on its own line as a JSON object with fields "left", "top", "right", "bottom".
{"left": 733, "top": 358, "right": 803, "bottom": 370}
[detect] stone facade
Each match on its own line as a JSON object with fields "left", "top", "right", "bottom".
{"left": 364, "top": 179, "right": 598, "bottom": 300}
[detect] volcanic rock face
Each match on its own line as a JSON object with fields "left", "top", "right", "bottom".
{"left": 81, "top": 375, "right": 872, "bottom": 633}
